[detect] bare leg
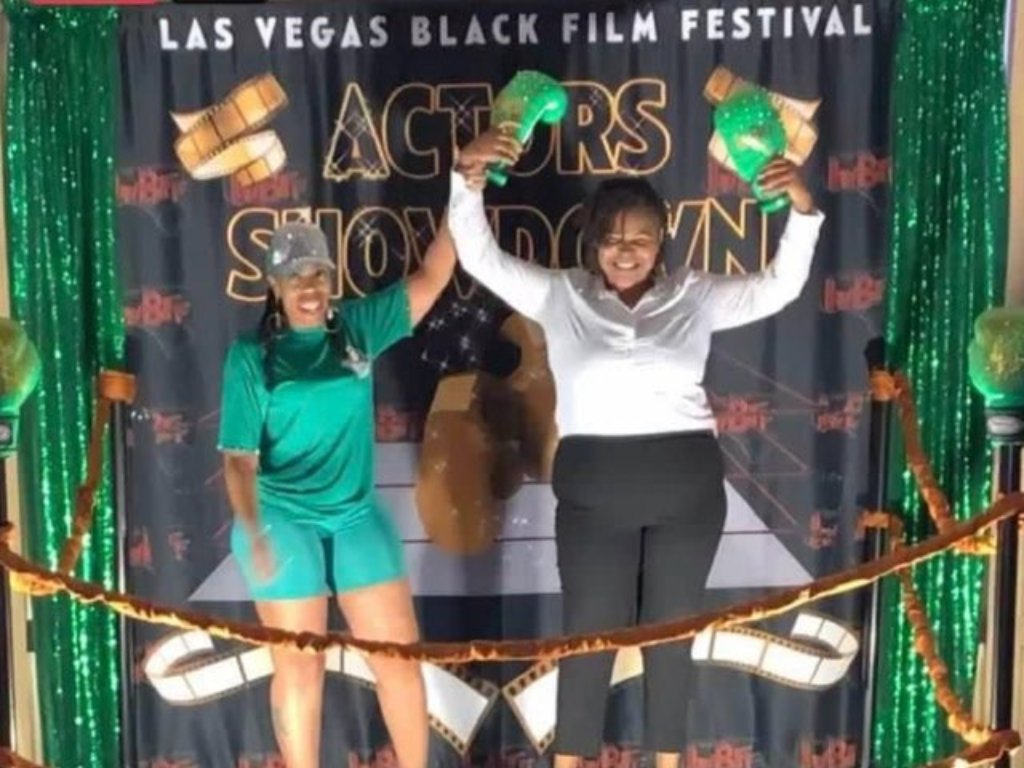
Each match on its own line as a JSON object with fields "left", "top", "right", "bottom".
{"left": 256, "top": 598, "right": 328, "bottom": 768}
{"left": 338, "top": 578, "right": 429, "bottom": 768}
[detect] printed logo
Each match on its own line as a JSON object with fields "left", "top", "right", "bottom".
{"left": 117, "top": 168, "right": 187, "bottom": 206}
{"left": 827, "top": 152, "right": 889, "bottom": 192}
{"left": 225, "top": 171, "right": 306, "bottom": 206}
{"left": 712, "top": 396, "right": 772, "bottom": 434}
{"left": 821, "top": 274, "right": 885, "bottom": 314}
{"left": 807, "top": 512, "right": 839, "bottom": 549}
{"left": 124, "top": 290, "right": 192, "bottom": 329}
{"left": 128, "top": 527, "right": 153, "bottom": 570}
{"left": 237, "top": 756, "right": 286, "bottom": 768}
{"left": 798, "top": 737, "right": 858, "bottom": 768}
{"left": 814, "top": 393, "right": 867, "bottom": 434}
{"left": 685, "top": 740, "right": 757, "bottom": 768}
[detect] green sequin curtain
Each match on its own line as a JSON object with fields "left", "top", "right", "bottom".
{"left": 3, "top": 3, "right": 123, "bottom": 767}
{"left": 874, "top": 0, "right": 1008, "bottom": 763}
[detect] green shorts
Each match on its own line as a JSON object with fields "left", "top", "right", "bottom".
{"left": 231, "top": 509, "right": 407, "bottom": 600}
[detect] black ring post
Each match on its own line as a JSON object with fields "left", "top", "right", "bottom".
{"left": 985, "top": 408, "right": 1022, "bottom": 768}
{"left": 0, "top": 463, "right": 12, "bottom": 754}
{"left": 859, "top": 337, "right": 893, "bottom": 768}
{"left": 111, "top": 398, "right": 137, "bottom": 768}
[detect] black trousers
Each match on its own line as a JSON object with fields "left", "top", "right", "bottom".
{"left": 551, "top": 431, "right": 727, "bottom": 757}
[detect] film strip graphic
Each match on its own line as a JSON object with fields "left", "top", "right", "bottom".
{"left": 504, "top": 612, "right": 859, "bottom": 753}
{"left": 143, "top": 629, "right": 498, "bottom": 755}
{"left": 171, "top": 73, "right": 289, "bottom": 187}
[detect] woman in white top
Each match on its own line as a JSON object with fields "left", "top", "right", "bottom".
{"left": 449, "top": 128, "right": 824, "bottom": 768}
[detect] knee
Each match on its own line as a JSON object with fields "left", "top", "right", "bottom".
{"left": 272, "top": 651, "right": 325, "bottom": 688}
{"left": 367, "top": 655, "right": 423, "bottom": 690}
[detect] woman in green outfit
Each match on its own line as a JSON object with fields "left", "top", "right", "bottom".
{"left": 218, "top": 218, "right": 457, "bottom": 768}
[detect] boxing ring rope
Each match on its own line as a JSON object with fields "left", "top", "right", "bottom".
{"left": 0, "top": 370, "right": 1021, "bottom": 768}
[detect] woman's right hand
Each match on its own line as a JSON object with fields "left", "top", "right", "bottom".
{"left": 454, "top": 128, "right": 523, "bottom": 190}
{"left": 249, "top": 527, "right": 277, "bottom": 584}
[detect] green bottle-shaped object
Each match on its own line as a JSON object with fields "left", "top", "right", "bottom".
{"left": 0, "top": 318, "right": 40, "bottom": 458}
{"left": 969, "top": 307, "right": 1024, "bottom": 411}
{"left": 713, "top": 87, "right": 790, "bottom": 214}
{"left": 487, "top": 71, "right": 569, "bottom": 187}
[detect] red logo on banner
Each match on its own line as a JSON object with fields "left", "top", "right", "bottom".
{"left": 821, "top": 274, "right": 885, "bottom": 314}
{"left": 712, "top": 396, "right": 772, "bottom": 434}
{"left": 128, "top": 527, "right": 153, "bottom": 570}
{"left": 151, "top": 411, "right": 193, "bottom": 445}
{"left": 238, "top": 755, "right": 286, "bottom": 768}
{"left": 706, "top": 159, "right": 749, "bottom": 198}
{"left": 814, "top": 393, "right": 866, "bottom": 434}
{"left": 347, "top": 746, "right": 399, "bottom": 768}
{"left": 807, "top": 512, "right": 839, "bottom": 549}
{"left": 376, "top": 407, "right": 423, "bottom": 442}
{"left": 117, "top": 168, "right": 187, "bottom": 205}
{"left": 226, "top": 171, "right": 307, "bottom": 206}
{"left": 827, "top": 153, "right": 890, "bottom": 192}
{"left": 168, "top": 530, "right": 192, "bottom": 561}
{"left": 125, "top": 289, "right": 192, "bottom": 328}
{"left": 798, "top": 737, "right": 858, "bottom": 768}
{"left": 582, "top": 745, "right": 644, "bottom": 768}
{"left": 685, "top": 741, "right": 755, "bottom": 768}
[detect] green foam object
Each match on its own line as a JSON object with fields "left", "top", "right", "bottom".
{"left": 713, "top": 87, "right": 790, "bottom": 214}
{"left": 968, "top": 307, "right": 1024, "bottom": 409}
{"left": 487, "top": 70, "right": 569, "bottom": 187}
{"left": 0, "top": 317, "right": 41, "bottom": 458}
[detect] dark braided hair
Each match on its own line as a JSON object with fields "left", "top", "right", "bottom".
{"left": 577, "top": 177, "right": 668, "bottom": 274}
{"left": 258, "top": 287, "right": 351, "bottom": 389}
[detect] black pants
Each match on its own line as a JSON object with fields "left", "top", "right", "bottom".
{"left": 551, "top": 431, "right": 727, "bottom": 757}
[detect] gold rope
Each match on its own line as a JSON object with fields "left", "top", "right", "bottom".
{"left": 869, "top": 371, "right": 995, "bottom": 555}
{"left": 4, "top": 492, "right": 1023, "bottom": 663}
{"left": 56, "top": 371, "right": 135, "bottom": 577}
{"left": 0, "top": 749, "right": 46, "bottom": 768}
{"left": 921, "top": 731, "right": 1022, "bottom": 767}
{"left": 1, "top": 369, "right": 1020, "bottom": 768}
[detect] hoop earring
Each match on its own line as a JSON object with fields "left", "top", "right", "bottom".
{"left": 269, "top": 308, "right": 285, "bottom": 334}
{"left": 325, "top": 306, "right": 338, "bottom": 329}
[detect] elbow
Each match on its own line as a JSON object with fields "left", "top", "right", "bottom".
{"left": 782, "top": 277, "right": 808, "bottom": 307}
{"left": 223, "top": 452, "right": 258, "bottom": 482}
{"left": 772, "top": 265, "right": 811, "bottom": 308}
{"left": 774, "top": 281, "right": 807, "bottom": 314}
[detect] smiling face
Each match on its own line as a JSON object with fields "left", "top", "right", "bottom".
{"left": 270, "top": 265, "right": 332, "bottom": 329}
{"left": 594, "top": 208, "right": 664, "bottom": 293}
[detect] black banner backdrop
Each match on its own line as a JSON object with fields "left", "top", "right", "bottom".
{"left": 117, "top": 2, "right": 893, "bottom": 766}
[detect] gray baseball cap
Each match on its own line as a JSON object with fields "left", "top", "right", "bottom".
{"left": 266, "top": 222, "right": 335, "bottom": 278}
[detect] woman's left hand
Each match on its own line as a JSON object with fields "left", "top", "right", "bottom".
{"left": 454, "top": 127, "right": 523, "bottom": 190}
{"left": 757, "top": 158, "right": 815, "bottom": 214}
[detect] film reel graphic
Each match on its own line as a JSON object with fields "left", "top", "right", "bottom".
{"left": 143, "top": 629, "right": 499, "bottom": 756}
{"left": 503, "top": 612, "right": 859, "bottom": 753}
{"left": 171, "top": 73, "right": 289, "bottom": 187}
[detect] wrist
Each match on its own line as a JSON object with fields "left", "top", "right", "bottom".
{"left": 790, "top": 189, "right": 815, "bottom": 215}
{"left": 241, "top": 517, "right": 263, "bottom": 537}
{"left": 452, "top": 149, "right": 471, "bottom": 176}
